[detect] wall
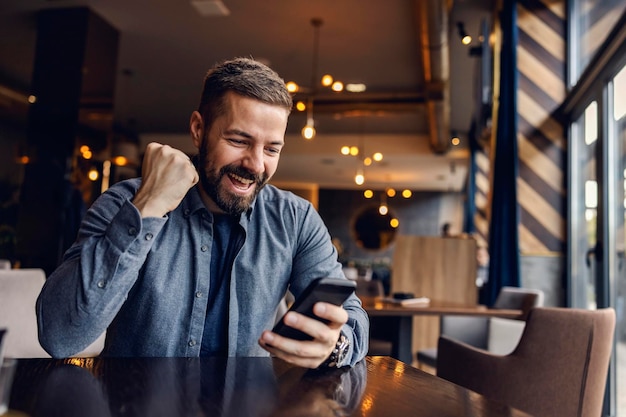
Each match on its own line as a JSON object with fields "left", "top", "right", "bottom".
{"left": 318, "top": 188, "right": 566, "bottom": 306}
{"left": 0, "top": 122, "right": 26, "bottom": 264}
{"left": 318, "top": 188, "right": 465, "bottom": 265}
{"left": 520, "top": 254, "right": 565, "bottom": 307}
{"left": 0, "top": 122, "right": 26, "bottom": 187}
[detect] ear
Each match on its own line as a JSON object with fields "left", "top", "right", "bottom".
{"left": 190, "top": 111, "right": 204, "bottom": 149}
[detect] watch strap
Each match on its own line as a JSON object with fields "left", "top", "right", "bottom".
{"left": 323, "top": 332, "right": 350, "bottom": 368}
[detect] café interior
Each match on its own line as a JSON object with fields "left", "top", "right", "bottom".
{"left": 1, "top": 0, "right": 626, "bottom": 416}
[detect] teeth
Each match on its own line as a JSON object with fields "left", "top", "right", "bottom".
{"left": 230, "top": 173, "right": 253, "bottom": 185}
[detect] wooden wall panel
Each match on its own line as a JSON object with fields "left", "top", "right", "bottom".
{"left": 516, "top": 0, "right": 567, "bottom": 254}
{"left": 391, "top": 235, "right": 478, "bottom": 357}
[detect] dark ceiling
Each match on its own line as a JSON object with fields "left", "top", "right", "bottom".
{"left": 0, "top": 0, "right": 494, "bottom": 190}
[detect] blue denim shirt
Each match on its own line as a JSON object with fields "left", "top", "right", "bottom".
{"left": 36, "top": 178, "right": 369, "bottom": 365}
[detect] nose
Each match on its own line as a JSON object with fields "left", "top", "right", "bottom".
{"left": 242, "top": 146, "right": 264, "bottom": 175}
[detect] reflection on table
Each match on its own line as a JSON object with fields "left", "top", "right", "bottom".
{"left": 362, "top": 297, "right": 523, "bottom": 364}
{"left": 7, "top": 356, "right": 532, "bottom": 417}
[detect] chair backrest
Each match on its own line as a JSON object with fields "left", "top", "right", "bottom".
{"left": 485, "top": 286, "right": 545, "bottom": 354}
{"left": 0, "top": 269, "right": 105, "bottom": 358}
{"left": 0, "top": 268, "right": 50, "bottom": 358}
{"left": 493, "top": 286, "right": 544, "bottom": 319}
{"left": 439, "top": 286, "right": 544, "bottom": 350}
{"left": 437, "top": 307, "right": 616, "bottom": 417}
{"left": 440, "top": 315, "right": 489, "bottom": 349}
{"left": 355, "top": 279, "right": 384, "bottom": 298}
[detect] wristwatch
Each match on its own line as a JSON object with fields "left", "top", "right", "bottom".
{"left": 323, "top": 332, "right": 350, "bottom": 368}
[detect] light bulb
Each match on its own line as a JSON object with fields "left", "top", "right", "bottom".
{"left": 321, "top": 74, "right": 333, "bottom": 87}
{"left": 331, "top": 81, "right": 344, "bottom": 92}
{"left": 286, "top": 81, "right": 299, "bottom": 93}
{"left": 379, "top": 204, "right": 388, "bottom": 215}
{"left": 88, "top": 169, "right": 99, "bottom": 181}
{"left": 113, "top": 156, "right": 128, "bottom": 166}
{"left": 355, "top": 171, "right": 364, "bottom": 185}
{"left": 302, "top": 124, "right": 316, "bottom": 140}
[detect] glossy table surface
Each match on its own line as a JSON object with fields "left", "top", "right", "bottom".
{"left": 7, "top": 356, "right": 533, "bottom": 417}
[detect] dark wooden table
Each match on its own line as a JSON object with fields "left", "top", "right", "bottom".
{"left": 6, "top": 356, "right": 532, "bottom": 417}
{"left": 363, "top": 297, "right": 523, "bottom": 364}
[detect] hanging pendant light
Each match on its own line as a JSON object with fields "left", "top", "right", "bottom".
{"left": 287, "top": 18, "right": 346, "bottom": 140}
{"left": 301, "top": 97, "right": 316, "bottom": 140}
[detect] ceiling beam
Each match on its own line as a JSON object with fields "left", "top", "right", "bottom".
{"left": 415, "top": 0, "right": 452, "bottom": 154}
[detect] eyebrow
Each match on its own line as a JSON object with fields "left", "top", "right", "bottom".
{"left": 224, "top": 128, "right": 253, "bottom": 139}
{"left": 224, "top": 129, "right": 284, "bottom": 146}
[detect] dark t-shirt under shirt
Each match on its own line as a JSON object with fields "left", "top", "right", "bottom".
{"left": 200, "top": 213, "right": 244, "bottom": 356}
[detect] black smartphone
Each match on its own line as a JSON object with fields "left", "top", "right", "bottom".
{"left": 272, "top": 277, "right": 356, "bottom": 341}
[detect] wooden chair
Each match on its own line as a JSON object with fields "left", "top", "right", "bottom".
{"left": 437, "top": 307, "right": 616, "bottom": 417}
{"left": 416, "top": 286, "right": 544, "bottom": 369}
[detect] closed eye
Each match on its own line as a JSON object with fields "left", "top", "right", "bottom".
{"left": 266, "top": 146, "right": 281, "bottom": 155}
{"left": 227, "top": 138, "right": 248, "bottom": 147}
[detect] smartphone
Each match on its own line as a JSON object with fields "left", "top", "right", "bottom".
{"left": 272, "top": 277, "right": 356, "bottom": 341}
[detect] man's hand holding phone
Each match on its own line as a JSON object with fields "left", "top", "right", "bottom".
{"left": 258, "top": 278, "right": 355, "bottom": 369}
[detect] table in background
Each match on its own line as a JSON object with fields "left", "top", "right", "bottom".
{"left": 363, "top": 297, "right": 523, "bottom": 364}
{"left": 7, "top": 356, "right": 532, "bottom": 417}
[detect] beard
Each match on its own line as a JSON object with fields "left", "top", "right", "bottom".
{"left": 197, "top": 145, "right": 269, "bottom": 216}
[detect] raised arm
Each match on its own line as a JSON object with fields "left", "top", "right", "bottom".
{"left": 36, "top": 143, "right": 198, "bottom": 357}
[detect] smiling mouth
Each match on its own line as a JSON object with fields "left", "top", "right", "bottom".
{"left": 228, "top": 172, "right": 255, "bottom": 190}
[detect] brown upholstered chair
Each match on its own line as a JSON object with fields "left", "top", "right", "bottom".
{"left": 436, "top": 307, "right": 616, "bottom": 417}
{"left": 416, "top": 286, "right": 544, "bottom": 368}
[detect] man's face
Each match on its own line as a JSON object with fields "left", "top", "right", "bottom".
{"left": 193, "top": 92, "right": 289, "bottom": 216}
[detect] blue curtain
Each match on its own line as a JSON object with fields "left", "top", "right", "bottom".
{"left": 463, "top": 121, "right": 478, "bottom": 236}
{"left": 480, "top": 1, "right": 521, "bottom": 306}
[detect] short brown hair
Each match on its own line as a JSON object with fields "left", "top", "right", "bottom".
{"left": 198, "top": 57, "right": 293, "bottom": 129}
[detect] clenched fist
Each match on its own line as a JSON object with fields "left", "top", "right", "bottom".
{"left": 132, "top": 142, "right": 199, "bottom": 218}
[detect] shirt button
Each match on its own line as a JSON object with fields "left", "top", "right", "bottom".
{"left": 201, "top": 245, "right": 208, "bottom": 252}
{"left": 188, "top": 339, "right": 196, "bottom": 347}
{"left": 128, "top": 227, "right": 137, "bottom": 236}
{"left": 184, "top": 209, "right": 191, "bottom": 217}
{"left": 144, "top": 233, "right": 153, "bottom": 241}
{"left": 195, "top": 291, "right": 203, "bottom": 298}
{"left": 97, "top": 280, "right": 106, "bottom": 288}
